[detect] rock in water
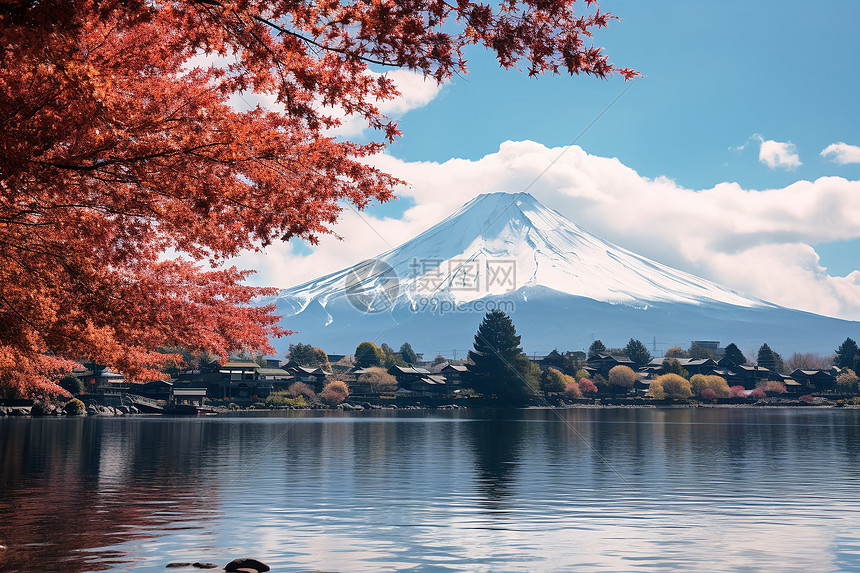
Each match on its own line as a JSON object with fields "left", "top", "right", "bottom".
{"left": 224, "top": 558, "right": 270, "bottom": 572}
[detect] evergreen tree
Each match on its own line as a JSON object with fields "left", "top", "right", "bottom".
{"left": 662, "top": 358, "right": 689, "bottom": 379}
{"left": 772, "top": 350, "right": 784, "bottom": 374}
{"left": 468, "top": 310, "right": 537, "bottom": 402}
{"left": 757, "top": 343, "right": 777, "bottom": 371}
{"left": 380, "top": 343, "right": 406, "bottom": 368}
{"left": 835, "top": 337, "right": 859, "bottom": 369}
{"left": 399, "top": 342, "right": 418, "bottom": 365}
{"left": 723, "top": 343, "right": 746, "bottom": 366}
{"left": 624, "top": 338, "right": 652, "bottom": 368}
{"left": 59, "top": 374, "right": 84, "bottom": 395}
{"left": 355, "top": 341, "right": 383, "bottom": 368}
{"left": 587, "top": 340, "right": 607, "bottom": 360}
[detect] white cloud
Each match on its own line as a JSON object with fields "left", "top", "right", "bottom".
{"left": 821, "top": 142, "right": 860, "bottom": 165}
{"left": 326, "top": 69, "right": 443, "bottom": 138}
{"left": 233, "top": 141, "right": 860, "bottom": 321}
{"left": 758, "top": 138, "right": 802, "bottom": 170}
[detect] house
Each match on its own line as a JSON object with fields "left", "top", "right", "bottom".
{"left": 388, "top": 365, "right": 448, "bottom": 395}
{"left": 388, "top": 364, "right": 431, "bottom": 385}
{"left": 211, "top": 360, "right": 275, "bottom": 402}
{"left": 440, "top": 364, "right": 469, "bottom": 386}
{"left": 170, "top": 387, "right": 207, "bottom": 406}
{"left": 718, "top": 365, "right": 771, "bottom": 389}
{"left": 347, "top": 368, "right": 374, "bottom": 395}
{"left": 646, "top": 357, "right": 718, "bottom": 376}
{"left": 587, "top": 354, "right": 636, "bottom": 378}
{"left": 783, "top": 378, "right": 804, "bottom": 395}
{"left": 284, "top": 363, "right": 330, "bottom": 392}
{"left": 790, "top": 369, "right": 837, "bottom": 393}
{"left": 409, "top": 374, "right": 448, "bottom": 394}
{"left": 133, "top": 379, "right": 173, "bottom": 400}
{"left": 79, "top": 365, "right": 129, "bottom": 404}
{"left": 254, "top": 367, "right": 294, "bottom": 392}
{"left": 634, "top": 376, "right": 652, "bottom": 395}
{"left": 682, "top": 358, "right": 718, "bottom": 376}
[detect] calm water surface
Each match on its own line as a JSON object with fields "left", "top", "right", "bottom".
{"left": 3, "top": 408, "right": 860, "bottom": 572}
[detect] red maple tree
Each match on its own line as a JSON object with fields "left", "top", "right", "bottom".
{"left": 0, "top": 0, "right": 634, "bottom": 398}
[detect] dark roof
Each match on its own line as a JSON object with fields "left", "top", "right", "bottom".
{"left": 221, "top": 361, "right": 259, "bottom": 369}
{"left": 441, "top": 364, "right": 468, "bottom": 372}
{"left": 737, "top": 365, "right": 769, "bottom": 373}
{"left": 256, "top": 368, "right": 292, "bottom": 376}
{"left": 390, "top": 365, "right": 431, "bottom": 375}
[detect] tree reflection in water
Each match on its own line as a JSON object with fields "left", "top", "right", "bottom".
{"left": 465, "top": 411, "right": 526, "bottom": 512}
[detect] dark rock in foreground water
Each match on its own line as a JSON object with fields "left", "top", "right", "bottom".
{"left": 224, "top": 557, "right": 270, "bottom": 572}
{"left": 165, "top": 561, "right": 219, "bottom": 569}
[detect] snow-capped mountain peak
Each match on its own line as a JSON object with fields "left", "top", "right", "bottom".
{"left": 279, "top": 191, "right": 767, "bottom": 310}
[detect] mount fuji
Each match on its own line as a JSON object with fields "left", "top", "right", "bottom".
{"left": 264, "top": 192, "right": 858, "bottom": 356}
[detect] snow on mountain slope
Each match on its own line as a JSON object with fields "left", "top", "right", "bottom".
{"left": 262, "top": 192, "right": 860, "bottom": 355}
{"left": 278, "top": 192, "right": 768, "bottom": 310}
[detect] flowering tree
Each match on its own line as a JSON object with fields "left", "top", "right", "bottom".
{"left": 579, "top": 377, "right": 598, "bottom": 394}
{"left": 750, "top": 387, "right": 767, "bottom": 400}
{"left": 1, "top": 1, "right": 633, "bottom": 398}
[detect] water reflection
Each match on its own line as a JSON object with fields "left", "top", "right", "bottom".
{"left": 465, "top": 411, "right": 526, "bottom": 510}
{"left": 0, "top": 418, "right": 223, "bottom": 572}
{"left": 2, "top": 409, "right": 860, "bottom": 571}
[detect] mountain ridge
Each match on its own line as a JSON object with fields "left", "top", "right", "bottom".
{"left": 264, "top": 192, "right": 857, "bottom": 356}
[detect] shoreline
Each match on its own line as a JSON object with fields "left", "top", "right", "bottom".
{"left": 2, "top": 399, "right": 858, "bottom": 418}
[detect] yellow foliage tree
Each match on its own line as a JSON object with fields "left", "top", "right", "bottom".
{"left": 837, "top": 369, "right": 859, "bottom": 394}
{"left": 608, "top": 365, "right": 639, "bottom": 390}
{"left": 358, "top": 367, "right": 398, "bottom": 393}
{"left": 648, "top": 373, "right": 692, "bottom": 400}
{"left": 690, "top": 374, "right": 731, "bottom": 398}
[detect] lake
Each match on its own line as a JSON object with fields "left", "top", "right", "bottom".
{"left": 3, "top": 408, "right": 860, "bottom": 572}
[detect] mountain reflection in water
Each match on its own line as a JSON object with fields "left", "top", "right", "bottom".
{"left": 2, "top": 408, "right": 860, "bottom": 572}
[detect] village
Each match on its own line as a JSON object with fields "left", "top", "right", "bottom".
{"left": 12, "top": 333, "right": 855, "bottom": 416}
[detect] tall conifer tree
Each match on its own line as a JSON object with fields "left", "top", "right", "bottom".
{"left": 757, "top": 343, "right": 777, "bottom": 371}
{"left": 469, "top": 311, "right": 536, "bottom": 401}
{"left": 723, "top": 343, "right": 746, "bottom": 367}
{"left": 835, "top": 338, "right": 859, "bottom": 369}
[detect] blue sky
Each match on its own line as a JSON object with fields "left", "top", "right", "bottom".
{"left": 235, "top": 0, "right": 860, "bottom": 320}
{"left": 361, "top": 0, "right": 860, "bottom": 272}
{"left": 392, "top": 1, "right": 860, "bottom": 186}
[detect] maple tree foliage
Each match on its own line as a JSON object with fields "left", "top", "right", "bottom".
{"left": 0, "top": 0, "right": 633, "bottom": 398}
